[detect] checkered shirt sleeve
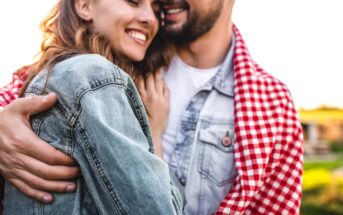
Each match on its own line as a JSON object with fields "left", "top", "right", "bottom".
{"left": 0, "top": 66, "right": 30, "bottom": 109}
{"left": 216, "top": 25, "right": 303, "bottom": 215}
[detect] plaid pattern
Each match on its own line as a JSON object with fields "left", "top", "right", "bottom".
{"left": 0, "top": 65, "right": 30, "bottom": 108}
{"left": 0, "top": 26, "right": 303, "bottom": 215}
{"left": 216, "top": 26, "right": 303, "bottom": 214}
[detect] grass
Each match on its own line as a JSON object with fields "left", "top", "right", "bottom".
{"left": 304, "top": 157, "right": 343, "bottom": 171}
{"left": 331, "top": 142, "right": 343, "bottom": 154}
{"left": 301, "top": 155, "right": 343, "bottom": 215}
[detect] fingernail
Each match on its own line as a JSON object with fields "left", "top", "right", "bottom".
{"left": 42, "top": 195, "right": 52, "bottom": 203}
{"left": 43, "top": 93, "right": 56, "bottom": 102}
{"left": 43, "top": 94, "right": 51, "bottom": 102}
{"left": 66, "top": 184, "right": 76, "bottom": 192}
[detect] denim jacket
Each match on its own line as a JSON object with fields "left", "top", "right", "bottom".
{"left": 4, "top": 54, "right": 183, "bottom": 215}
{"left": 163, "top": 35, "right": 236, "bottom": 215}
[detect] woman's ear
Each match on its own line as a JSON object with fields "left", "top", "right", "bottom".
{"left": 75, "top": 0, "right": 93, "bottom": 21}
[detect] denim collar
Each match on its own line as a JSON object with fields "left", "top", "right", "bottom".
{"left": 204, "top": 33, "right": 235, "bottom": 97}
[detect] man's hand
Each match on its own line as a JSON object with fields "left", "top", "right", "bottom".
{"left": 0, "top": 93, "right": 80, "bottom": 203}
{"left": 136, "top": 71, "right": 170, "bottom": 159}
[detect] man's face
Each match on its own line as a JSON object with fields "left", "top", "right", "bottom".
{"left": 160, "top": 0, "right": 224, "bottom": 44}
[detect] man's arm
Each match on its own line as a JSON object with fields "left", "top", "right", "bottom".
{"left": 0, "top": 68, "right": 27, "bottom": 213}
{"left": 0, "top": 68, "right": 80, "bottom": 204}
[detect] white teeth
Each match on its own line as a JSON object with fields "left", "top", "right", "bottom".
{"left": 128, "top": 31, "right": 147, "bottom": 42}
{"left": 167, "top": 8, "right": 184, "bottom": 14}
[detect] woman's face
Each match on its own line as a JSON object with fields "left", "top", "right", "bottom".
{"left": 85, "top": 0, "right": 161, "bottom": 61}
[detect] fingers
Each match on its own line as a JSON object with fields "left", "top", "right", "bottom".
{"left": 14, "top": 169, "right": 77, "bottom": 194}
{"left": 154, "top": 70, "right": 164, "bottom": 93}
{"left": 19, "top": 154, "right": 80, "bottom": 180}
{"left": 9, "top": 93, "right": 57, "bottom": 116}
{"left": 163, "top": 82, "right": 170, "bottom": 101}
{"left": 9, "top": 178, "right": 54, "bottom": 203}
{"left": 145, "top": 74, "right": 156, "bottom": 94}
{"left": 136, "top": 76, "right": 146, "bottom": 97}
{"left": 18, "top": 130, "right": 77, "bottom": 166}
{"left": 136, "top": 71, "right": 165, "bottom": 101}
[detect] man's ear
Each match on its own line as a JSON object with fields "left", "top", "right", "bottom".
{"left": 75, "top": 0, "right": 93, "bottom": 21}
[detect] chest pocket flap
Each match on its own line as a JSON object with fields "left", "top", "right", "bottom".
{"left": 198, "top": 121, "right": 237, "bottom": 186}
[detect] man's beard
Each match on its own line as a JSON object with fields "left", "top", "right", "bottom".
{"left": 162, "top": 1, "right": 224, "bottom": 45}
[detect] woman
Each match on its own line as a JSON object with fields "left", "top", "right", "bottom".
{"left": 3, "top": 0, "right": 183, "bottom": 214}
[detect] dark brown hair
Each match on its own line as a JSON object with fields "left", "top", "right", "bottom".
{"left": 20, "top": 0, "right": 173, "bottom": 95}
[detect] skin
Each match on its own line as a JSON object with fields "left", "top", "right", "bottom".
{"left": 0, "top": 0, "right": 160, "bottom": 203}
{"left": 76, "top": 0, "right": 160, "bottom": 61}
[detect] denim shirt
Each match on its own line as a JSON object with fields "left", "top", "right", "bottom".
{"left": 4, "top": 54, "right": 183, "bottom": 215}
{"left": 168, "top": 35, "right": 236, "bottom": 215}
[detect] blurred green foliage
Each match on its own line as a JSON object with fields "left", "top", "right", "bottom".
{"left": 301, "top": 155, "right": 343, "bottom": 215}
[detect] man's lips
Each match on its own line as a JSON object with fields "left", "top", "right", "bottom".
{"left": 163, "top": 4, "right": 188, "bottom": 21}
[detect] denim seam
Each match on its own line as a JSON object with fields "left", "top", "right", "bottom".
{"left": 75, "top": 121, "right": 127, "bottom": 214}
{"left": 125, "top": 87, "right": 154, "bottom": 153}
{"left": 33, "top": 114, "right": 46, "bottom": 215}
{"left": 71, "top": 84, "right": 130, "bottom": 214}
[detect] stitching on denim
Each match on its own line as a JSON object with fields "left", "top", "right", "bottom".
{"left": 72, "top": 84, "right": 131, "bottom": 214}
{"left": 76, "top": 122, "right": 127, "bottom": 214}
{"left": 125, "top": 84, "right": 153, "bottom": 153}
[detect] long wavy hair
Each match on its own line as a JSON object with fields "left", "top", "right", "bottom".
{"left": 20, "top": 0, "right": 173, "bottom": 95}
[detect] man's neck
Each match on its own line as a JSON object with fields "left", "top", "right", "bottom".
{"left": 177, "top": 22, "right": 232, "bottom": 69}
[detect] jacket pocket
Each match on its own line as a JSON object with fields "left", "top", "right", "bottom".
{"left": 198, "top": 121, "right": 237, "bottom": 186}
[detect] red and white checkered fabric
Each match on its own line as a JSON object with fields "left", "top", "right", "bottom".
{"left": 0, "top": 26, "right": 303, "bottom": 215}
{"left": 0, "top": 65, "right": 30, "bottom": 109}
{"left": 216, "top": 25, "right": 303, "bottom": 214}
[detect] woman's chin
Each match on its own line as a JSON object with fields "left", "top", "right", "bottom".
{"left": 126, "top": 52, "right": 146, "bottom": 62}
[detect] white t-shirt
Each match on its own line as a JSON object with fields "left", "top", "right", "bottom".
{"left": 162, "top": 56, "right": 221, "bottom": 163}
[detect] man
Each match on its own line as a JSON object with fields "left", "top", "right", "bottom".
{"left": 0, "top": 0, "right": 303, "bottom": 214}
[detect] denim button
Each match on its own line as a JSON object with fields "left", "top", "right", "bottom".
{"left": 221, "top": 131, "right": 232, "bottom": 147}
{"left": 180, "top": 177, "right": 186, "bottom": 186}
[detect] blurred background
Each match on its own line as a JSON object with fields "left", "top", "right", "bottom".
{"left": 1, "top": 0, "right": 343, "bottom": 214}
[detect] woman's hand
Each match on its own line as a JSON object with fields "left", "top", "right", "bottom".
{"left": 0, "top": 94, "right": 80, "bottom": 203}
{"left": 136, "top": 71, "right": 170, "bottom": 159}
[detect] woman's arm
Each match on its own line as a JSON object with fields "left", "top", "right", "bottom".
{"left": 67, "top": 82, "right": 182, "bottom": 214}
{"left": 17, "top": 55, "right": 183, "bottom": 214}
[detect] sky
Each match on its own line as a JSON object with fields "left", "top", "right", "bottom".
{"left": 0, "top": 0, "right": 342, "bottom": 109}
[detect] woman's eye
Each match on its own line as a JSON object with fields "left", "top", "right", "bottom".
{"left": 152, "top": 2, "right": 162, "bottom": 16}
{"left": 126, "top": 0, "right": 139, "bottom": 5}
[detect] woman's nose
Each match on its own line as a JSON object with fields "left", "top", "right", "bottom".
{"left": 138, "top": 5, "right": 158, "bottom": 26}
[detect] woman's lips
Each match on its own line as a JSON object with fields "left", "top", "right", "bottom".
{"left": 126, "top": 29, "right": 148, "bottom": 45}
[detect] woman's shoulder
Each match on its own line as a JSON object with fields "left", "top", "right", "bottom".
{"left": 53, "top": 54, "right": 129, "bottom": 82}
{"left": 27, "top": 54, "right": 131, "bottom": 98}
{"left": 57, "top": 54, "right": 111, "bottom": 69}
